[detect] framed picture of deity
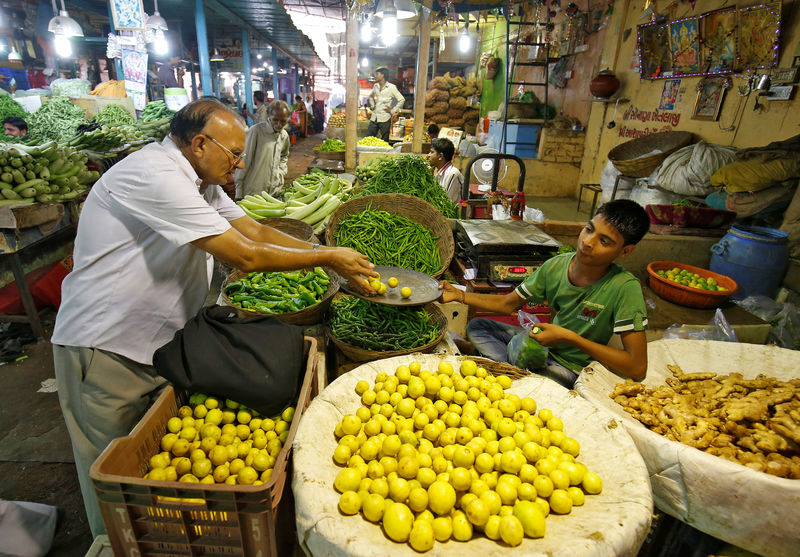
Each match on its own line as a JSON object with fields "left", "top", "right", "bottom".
{"left": 638, "top": 22, "right": 673, "bottom": 79}
{"left": 669, "top": 17, "right": 700, "bottom": 74}
{"left": 737, "top": 2, "right": 781, "bottom": 69}
{"left": 692, "top": 76, "right": 732, "bottom": 121}
{"left": 701, "top": 8, "right": 737, "bottom": 74}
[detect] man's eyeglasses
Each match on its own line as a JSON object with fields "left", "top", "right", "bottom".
{"left": 204, "top": 135, "right": 246, "bottom": 167}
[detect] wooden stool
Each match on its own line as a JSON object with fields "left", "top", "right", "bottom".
{"left": 577, "top": 183, "right": 602, "bottom": 215}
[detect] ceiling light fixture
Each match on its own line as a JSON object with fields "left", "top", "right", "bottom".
{"left": 257, "top": 53, "right": 262, "bottom": 60}
{"left": 8, "top": 45, "right": 22, "bottom": 61}
{"left": 459, "top": 21, "right": 472, "bottom": 53}
{"left": 145, "top": 0, "right": 168, "bottom": 32}
{"left": 377, "top": 0, "right": 416, "bottom": 20}
{"left": 360, "top": 54, "right": 368, "bottom": 68}
{"left": 381, "top": 3, "right": 397, "bottom": 46}
{"left": 48, "top": 0, "right": 84, "bottom": 38}
{"left": 153, "top": 29, "right": 168, "bottom": 55}
{"left": 210, "top": 48, "right": 224, "bottom": 62}
{"left": 360, "top": 15, "right": 372, "bottom": 42}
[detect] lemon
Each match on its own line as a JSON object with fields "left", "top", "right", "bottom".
{"left": 498, "top": 514, "right": 524, "bottom": 546}
{"left": 335, "top": 467, "right": 362, "bottom": 493}
{"left": 383, "top": 502, "right": 414, "bottom": 542}
{"left": 387, "top": 277, "right": 399, "bottom": 288}
{"left": 549, "top": 488, "right": 573, "bottom": 514}
{"left": 451, "top": 510, "right": 473, "bottom": 541}
{"left": 465, "top": 498, "right": 490, "bottom": 527}
{"left": 582, "top": 471, "right": 603, "bottom": 494}
{"left": 533, "top": 474, "right": 554, "bottom": 498}
{"left": 213, "top": 464, "right": 230, "bottom": 483}
{"left": 339, "top": 490, "right": 362, "bottom": 515}
{"left": 333, "top": 444, "right": 351, "bottom": 465}
{"left": 400, "top": 287, "right": 412, "bottom": 298}
{"left": 409, "top": 520, "right": 435, "bottom": 552}
{"left": 363, "top": 493, "right": 386, "bottom": 522}
{"left": 549, "top": 469, "right": 570, "bottom": 491}
{"left": 484, "top": 514, "right": 502, "bottom": 540}
{"left": 388, "top": 477, "right": 410, "bottom": 502}
{"left": 427, "top": 480, "right": 456, "bottom": 515}
{"left": 167, "top": 417, "right": 182, "bottom": 434}
{"left": 237, "top": 466, "right": 258, "bottom": 485}
{"left": 408, "top": 486, "right": 429, "bottom": 512}
{"left": 567, "top": 486, "right": 586, "bottom": 506}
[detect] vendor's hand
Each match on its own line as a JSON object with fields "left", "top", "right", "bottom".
{"left": 437, "top": 280, "right": 462, "bottom": 303}
{"left": 384, "top": 107, "right": 392, "bottom": 113}
{"left": 529, "top": 322, "right": 574, "bottom": 347}
{"left": 329, "top": 247, "right": 378, "bottom": 295}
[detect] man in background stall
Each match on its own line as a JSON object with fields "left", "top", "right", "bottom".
{"left": 366, "top": 67, "right": 404, "bottom": 141}
{"left": 3, "top": 116, "right": 27, "bottom": 137}
{"left": 428, "top": 137, "right": 464, "bottom": 203}
{"left": 235, "top": 100, "right": 291, "bottom": 199}
{"left": 157, "top": 55, "right": 184, "bottom": 94}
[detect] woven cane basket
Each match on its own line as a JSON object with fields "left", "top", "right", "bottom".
{"left": 608, "top": 131, "right": 693, "bottom": 178}
{"left": 222, "top": 268, "right": 339, "bottom": 325}
{"left": 325, "top": 194, "right": 454, "bottom": 278}
{"left": 257, "top": 217, "right": 315, "bottom": 241}
{"left": 326, "top": 302, "right": 448, "bottom": 363}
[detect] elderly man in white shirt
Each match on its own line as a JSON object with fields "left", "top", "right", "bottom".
{"left": 51, "top": 98, "right": 378, "bottom": 537}
{"left": 428, "top": 137, "right": 464, "bottom": 203}
{"left": 235, "top": 100, "right": 291, "bottom": 198}
{"left": 366, "top": 67, "right": 405, "bottom": 141}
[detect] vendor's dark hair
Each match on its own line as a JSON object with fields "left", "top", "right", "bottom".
{"left": 3, "top": 117, "right": 27, "bottom": 131}
{"left": 427, "top": 124, "right": 440, "bottom": 137}
{"left": 170, "top": 98, "right": 241, "bottom": 146}
{"left": 254, "top": 90, "right": 265, "bottom": 104}
{"left": 595, "top": 199, "right": 650, "bottom": 246}
{"left": 431, "top": 138, "right": 454, "bottom": 162}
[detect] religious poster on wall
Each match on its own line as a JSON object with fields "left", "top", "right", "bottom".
{"left": 638, "top": 23, "right": 673, "bottom": 79}
{"left": 121, "top": 48, "right": 148, "bottom": 111}
{"left": 692, "top": 76, "right": 732, "bottom": 121}
{"left": 109, "top": 0, "right": 145, "bottom": 30}
{"left": 669, "top": 18, "right": 700, "bottom": 74}
{"left": 658, "top": 79, "right": 681, "bottom": 110}
{"left": 701, "top": 9, "right": 736, "bottom": 73}
{"left": 737, "top": 2, "right": 781, "bottom": 68}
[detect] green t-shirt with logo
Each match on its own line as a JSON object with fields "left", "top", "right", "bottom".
{"left": 514, "top": 253, "right": 648, "bottom": 372}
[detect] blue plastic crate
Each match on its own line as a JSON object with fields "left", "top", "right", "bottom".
{"left": 505, "top": 144, "right": 538, "bottom": 159}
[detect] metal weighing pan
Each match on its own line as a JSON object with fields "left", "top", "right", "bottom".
{"left": 338, "top": 266, "right": 440, "bottom": 306}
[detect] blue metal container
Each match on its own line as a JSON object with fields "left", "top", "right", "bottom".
{"left": 710, "top": 225, "right": 788, "bottom": 300}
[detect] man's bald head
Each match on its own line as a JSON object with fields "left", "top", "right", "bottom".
{"left": 170, "top": 98, "right": 245, "bottom": 147}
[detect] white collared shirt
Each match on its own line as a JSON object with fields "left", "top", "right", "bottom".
{"left": 369, "top": 82, "right": 405, "bottom": 123}
{"left": 52, "top": 136, "right": 245, "bottom": 365}
{"left": 437, "top": 162, "right": 464, "bottom": 203}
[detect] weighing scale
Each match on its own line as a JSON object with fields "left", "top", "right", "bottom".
{"left": 454, "top": 219, "right": 561, "bottom": 282}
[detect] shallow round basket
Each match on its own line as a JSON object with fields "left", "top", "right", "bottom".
{"left": 608, "top": 131, "right": 694, "bottom": 178}
{"left": 257, "top": 217, "right": 314, "bottom": 241}
{"left": 293, "top": 354, "right": 653, "bottom": 557}
{"left": 647, "top": 260, "right": 738, "bottom": 309}
{"left": 222, "top": 268, "right": 339, "bottom": 325}
{"left": 326, "top": 302, "right": 447, "bottom": 362}
{"left": 325, "top": 193, "right": 454, "bottom": 278}
{"left": 313, "top": 148, "right": 345, "bottom": 161}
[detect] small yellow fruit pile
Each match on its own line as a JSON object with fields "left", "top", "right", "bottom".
{"left": 328, "top": 113, "right": 346, "bottom": 127}
{"left": 358, "top": 136, "right": 390, "bottom": 147}
{"left": 369, "top": 273, "right": 411, "bottom": 298}
{"left": 331, "top": 359, "right": 603, "bottom": 552}
{"left": 143, "top": 393, "right": 295, "bottom": 487}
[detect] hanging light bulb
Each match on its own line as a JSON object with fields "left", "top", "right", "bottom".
{"left": 47, "top": 0, "right": 84, "bottom": 38}
{"left": 153, "top": 29, "right": 168, "bottom": 55}
{"left": 361, "top": 15, "right": 372, "bottom": 42}
{"left": 381, "top": 4, "right": 397, "bottom": 46}
{"left": 257, "top": 53, "right": 262, "bottom": 60}
{"left": 360, "top": 55, "right": 369, "bottom": 68}
{"left": 459, "top": 21, "right": 472, "bottom": 53}
{"left": 145, "top": 0, "right": 168, "bottom": 32}
{"left": 53, "top": 35, "right": 71, "bottom": 58}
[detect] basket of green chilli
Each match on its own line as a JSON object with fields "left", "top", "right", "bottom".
{"left": 222, "top": 266, "right": 339, "bottom": 325}
{"left": 326, "top": 295, "right": 447, "bottom": 362}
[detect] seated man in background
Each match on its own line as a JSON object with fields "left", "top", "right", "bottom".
{"left": 438, "top": 199, "right": 650, "bottom": 388}
{"left": 3, "top": 116, "right": 27, "bottom": 137}
{"left": 427, "top": 137, "right": 463, "bottom": 203}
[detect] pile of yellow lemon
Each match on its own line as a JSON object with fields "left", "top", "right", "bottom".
{"left": 331, "top": 359, "right": 603, "bottom": 552}
{"left": 358, "top": 136, "right": 390, "bottom": 147}
{"left": 369, "top": 273, "right": 412, "bottom": 299}
{"left": 143, "top": 394, "right": 295, "bottom": 487}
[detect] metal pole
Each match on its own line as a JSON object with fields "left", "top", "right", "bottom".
{"left": 242, "top": 29, "right": 253, "bottom": 115}
{"left": 272, "top": 50, "right": 279, "bottom": 101}
{"left": 195, "top": 0, "right": 212, "bottom": 96}
{"left": 344, "top": 11, "right": 359, "bottom": 171}
{"left": 106, "top": 1, "right": 124, "bottom": 80}
{"left": 412, "top": 8, "right": 431, "bottom": 154}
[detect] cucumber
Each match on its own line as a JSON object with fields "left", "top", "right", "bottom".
{"left": 1, "top": 188, "right": 20, "bottom": 200}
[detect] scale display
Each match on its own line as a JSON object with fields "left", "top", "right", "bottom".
{"left": 491, "top": 263, "right": 541, "bottom": 282}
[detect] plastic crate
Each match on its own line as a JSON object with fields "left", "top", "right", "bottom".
{"left": 89, "top": 337, "right": 319, "bottom": 556}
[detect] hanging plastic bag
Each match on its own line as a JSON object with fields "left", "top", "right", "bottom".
{"left": 734, "top": 295, "right": 800, "bottom": 350}
{"left": 507, "top": 310, "right": 549, "bottom": 370}
{"left": 661, "top": 308, "right": 738, "bottom": 342}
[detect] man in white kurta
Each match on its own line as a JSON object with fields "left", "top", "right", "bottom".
{"left": 366, "top": 67, "right": 405, "bottom": 141}
{"left": 235, "top": 100, "right": 291, "bottom": 198}
{"left": 51, "top": 99, "right": 377, "bottom": 537}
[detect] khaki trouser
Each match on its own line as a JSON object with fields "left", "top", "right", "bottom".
{"left": 53, "top": 345, "right": 167, "bottom": 537}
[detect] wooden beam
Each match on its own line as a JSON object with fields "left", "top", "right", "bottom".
{"left": 412, "top": 7, "right": 431, "bottom": 154}
{"left": 345, "top": 10, "right": 359, "bottom": 171}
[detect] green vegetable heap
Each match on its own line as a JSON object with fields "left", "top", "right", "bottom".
{"left": 140, "top": 100, "right": 176, "bottom": 122}
{"left": 0, "top": 141, "right": 97, "bottom": 206}
{"left": 224, "top": 268, "right": 331, "bottom": 314}
{"left": 68, "top": 125, "right": 149, "bottom": 151}
{"left": 328, "top": 296, "right": 441, "bottom": 351}
{"left": 90, "top": 104, "right": 135, "bottom": 126}
{"left": 355, "top": 155, "right": 459, "bottom": 218}
{"left": 334, "top": 207, "right": 442, "bottom": 275}
{"left": 0, "top": 96, "right": 28, "bottom": 125}
{"left": 24, "top": 96, "right": 86, "bottom": 144}
{"left": 318, "top": 138, "right": 345, "bottom": 152}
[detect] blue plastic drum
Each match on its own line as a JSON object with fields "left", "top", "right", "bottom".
{"left": 710, "top": 225, "right": 788, "bottom": 300}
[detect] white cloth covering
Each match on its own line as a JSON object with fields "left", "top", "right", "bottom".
{"left": 293, "top": 354, "right": 653, "bottom": 557}
{"left": 52, "top": 136, "right": 244, "bottom": 365}
{"left": 235, "top": 120, "right": 290, "bottom": 198}
{"left": 575, "top": 339, "right": 800, "bottom": 557}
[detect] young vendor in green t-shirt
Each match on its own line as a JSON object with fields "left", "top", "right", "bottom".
{"left": 438, "top": 199, "right": 650, "bottom": 387}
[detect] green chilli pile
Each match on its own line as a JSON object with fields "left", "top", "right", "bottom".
{"left": 334, "top": 208, "right": 442, "bottom": 275}
{"left": 90, "top": 104, "right": 135, "bottom": 126}
{"left": 24, "top": 96, "right": 86, "bottom": 144}
{"left": 0, "top": 96, "right": 27, "bottom": 124}
{"left": 328, "top": 296, "right": 441, "bottom": 352}
{"left": 140, "top": 100, "right": 176, "bottom": 122}
{"left": 355, "top": 155, "right": 459, "bottom": 218}
{"left": 317, "top": 138, "right": 345, "bottom": 152}
{"left": 224, "top": 268, "right": 331, "bottom": 315}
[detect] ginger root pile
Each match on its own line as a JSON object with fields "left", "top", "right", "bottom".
{"left": 610, "top": 365, "right": 800, "bottom": 479}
